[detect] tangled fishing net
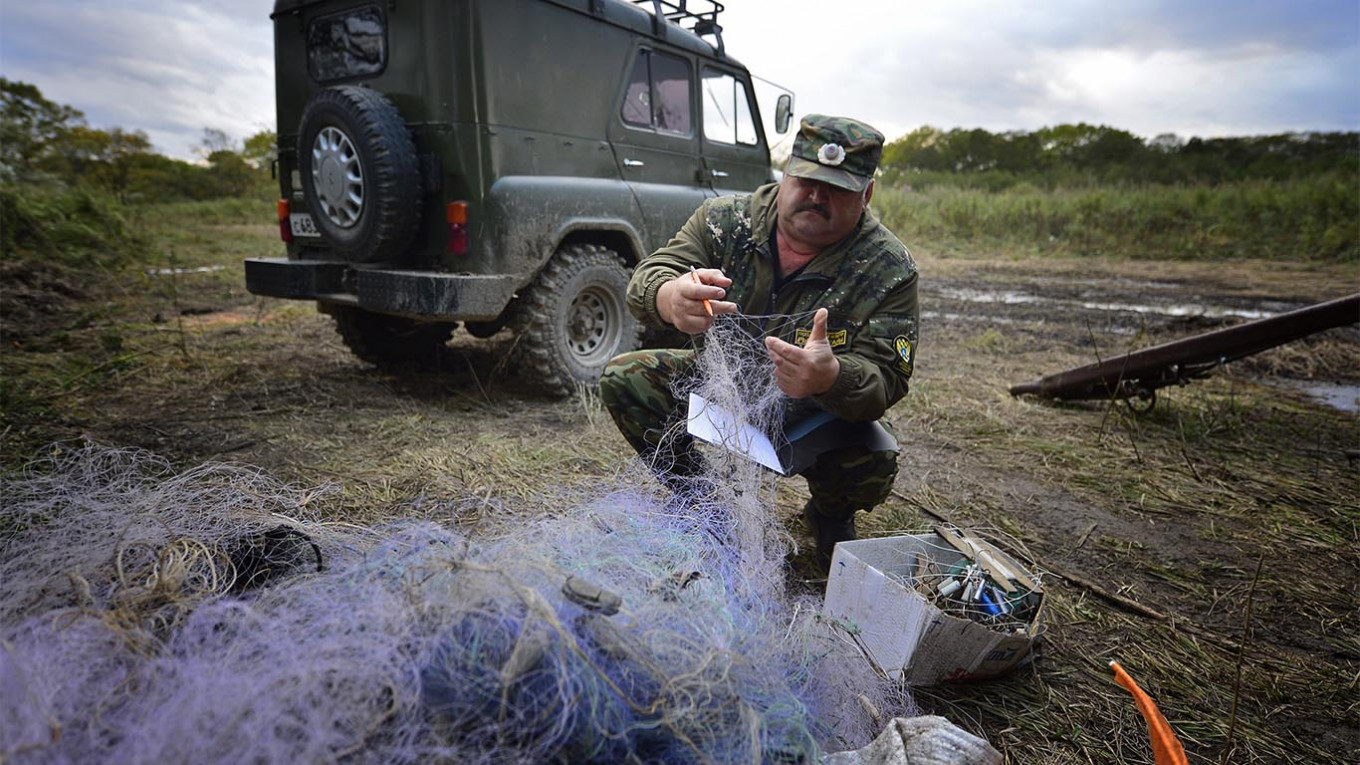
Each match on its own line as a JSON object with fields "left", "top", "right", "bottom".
{"left": 1, "top": 315, "right": 912, "bottom": 764}
{"left": 657, "top": 312, "right": 816, "bottom": 599}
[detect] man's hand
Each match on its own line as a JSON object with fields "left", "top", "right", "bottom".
{"left": 765, "top": 307, "right": 840, "bottom": 398}
{"left": 657, "top": 268, "right": 736, "bottom": 334}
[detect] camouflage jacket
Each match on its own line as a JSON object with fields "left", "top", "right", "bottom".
{"left": 627, "top": 182, "right": 919, "bottom": 422}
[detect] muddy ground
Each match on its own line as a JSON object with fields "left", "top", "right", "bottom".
{"left": 2, "top": 231, "right": 1357, "bottom": 763}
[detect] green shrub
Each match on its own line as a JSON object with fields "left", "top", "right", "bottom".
{"left": 873, "top": 174, "right": 1358, "bottom": 262}
{"left": 0, "top": 183, "right": 147, "bottom": 268}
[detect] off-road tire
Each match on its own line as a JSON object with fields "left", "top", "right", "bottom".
{"left": 331, "top": 306, "right": 456, "bottom": 368}
{"left": 517, "top": 244, "right": 641, "bottom": 396}
{"left": 298, "top": 86, "right": 421, "bottom": 262}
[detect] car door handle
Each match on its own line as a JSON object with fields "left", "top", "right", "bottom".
{"left": 623, "top": 158, "right": 645, "bottom": 167}
{"left": 710, "top": 169, "right": 729, "bottom": 178}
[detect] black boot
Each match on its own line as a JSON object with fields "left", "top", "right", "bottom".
{"left": 802, "top": 500, "right": 857, "bottom": 571}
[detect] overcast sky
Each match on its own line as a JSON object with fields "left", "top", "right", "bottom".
{"left": 2, "top": 0, "right": 1356, "bottom": 160}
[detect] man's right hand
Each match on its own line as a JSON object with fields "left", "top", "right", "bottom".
{"left": 657, "top": 268, "right": 736, "bottom": 334}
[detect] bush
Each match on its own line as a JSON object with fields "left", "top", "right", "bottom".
{"left": 873, "top": 173, "right": 1359, "bottom": 262}
{"left": 0, "top": 183, "right": 147, "bottom": 269}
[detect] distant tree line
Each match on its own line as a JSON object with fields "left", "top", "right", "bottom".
{"left": 1, "top": 78, "right": 275, "bottom": 202}
{"left": 880, "top": 124, "right": 1359, "bottom": 189}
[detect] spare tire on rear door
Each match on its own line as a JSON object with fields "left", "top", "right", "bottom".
{"left": 297, "top": 86, "right": 421, "bottom": 262}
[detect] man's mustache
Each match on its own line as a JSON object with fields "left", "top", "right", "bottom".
{"left": 795, "top": 202, "right": 830, "bottom": 219}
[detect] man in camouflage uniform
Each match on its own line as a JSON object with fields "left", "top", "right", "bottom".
{"left": 599, "top": 114, "right": 919, "bottom": 569}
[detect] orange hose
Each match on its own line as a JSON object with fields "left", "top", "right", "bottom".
{"left": 1110, "top": 660, "right": 1188, "bottom": 765}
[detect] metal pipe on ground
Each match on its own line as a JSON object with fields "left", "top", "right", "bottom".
{"left": 1008, "top": 293, "right": 1359, "bottom": 403}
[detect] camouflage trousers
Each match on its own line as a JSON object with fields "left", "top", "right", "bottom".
{"left": 598, "top": 348, "right": 898, "bottom": 518}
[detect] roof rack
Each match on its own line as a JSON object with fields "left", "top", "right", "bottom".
{"left": 631, "top": 0, "right": 726, "bottom": 56}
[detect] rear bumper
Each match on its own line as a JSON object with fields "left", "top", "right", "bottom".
{"left": 245, "top": 258, "right": 518, "bottom": 321}
{"left": 245, "top": 257, "right": 346, "bottom": 299}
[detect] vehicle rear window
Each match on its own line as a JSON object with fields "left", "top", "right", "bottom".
{"left": 308, "top": 5, "right": 387, "bottom": 82}
{"left": 621, "top": 50, "right": 692, "bottom": 135}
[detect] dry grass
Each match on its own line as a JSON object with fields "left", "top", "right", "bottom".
{"left": 858, "top": 253, "right": 1359, "bottom": 762}
{"left": 2, "top": 221, "right": 1357, "bottom": 763}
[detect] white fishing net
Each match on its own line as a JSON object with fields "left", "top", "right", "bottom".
{"left": 1, "top": 318, "right": 913, "bottom": 763}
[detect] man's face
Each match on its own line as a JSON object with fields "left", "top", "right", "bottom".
{"left": 776, "top": 174, "right": 870, "bottom": 250}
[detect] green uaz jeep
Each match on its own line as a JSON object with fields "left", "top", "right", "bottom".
{"left": 245, "top": 0, "right": 792, "bottom": 394}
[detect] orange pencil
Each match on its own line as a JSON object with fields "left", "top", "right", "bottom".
{"left": 690, "top": 266, "right": 714, "bottom": 317}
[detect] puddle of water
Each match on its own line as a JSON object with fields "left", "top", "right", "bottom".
{"left": 934, "top": 287, "right": 1045, "bottom": 305}
{"left": 146, "top": 265, "right": 227, "bottom": 276}
{"left": 1077, "top": 300, "right": 1275, "bottom": 320}
{"left": 933, "top": 286, "right": 1280, "bottom": 321}
{"left": 1276, "top": 381, "right": 1360, "bottom": 414}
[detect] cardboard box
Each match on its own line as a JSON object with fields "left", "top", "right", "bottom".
{"left": 823, "top": 533, "right": 1043, "bottom": 686}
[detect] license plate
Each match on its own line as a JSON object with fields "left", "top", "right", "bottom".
{"left": 289, "top": 212, "right": 322, "bottom": 238}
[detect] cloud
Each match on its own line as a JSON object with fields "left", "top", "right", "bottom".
{"left": 720, "top": 0, "right": 1359, "bottom": 141}
{"left": 1026, "top": 44, "right": 1359, "bottom": 136}
{"left": 1088, "top": 0, "right": 1358, "bottom": 54}
{"left": 0, "top": 0, "right": 1354, "bottom": 161}
{"left": 1, "top": 0, "right": 274, "bottom": 159}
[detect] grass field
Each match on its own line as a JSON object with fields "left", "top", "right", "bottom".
{"left": 2, "top": 180, "right": 1358, "bottom": 763}
{"left": 873, "top": 173, "right": 1359, "bottom": 263}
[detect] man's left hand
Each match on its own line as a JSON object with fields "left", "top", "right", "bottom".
{"left": 765, "top": 307, "right": 840, "bottom": 398}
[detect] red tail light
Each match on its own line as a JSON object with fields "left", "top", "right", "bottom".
{"left": 446, "top": 201, "right": 469, "bottom": 255}
{"left": 277, "top": 199, "right": 293, "bottom": 244}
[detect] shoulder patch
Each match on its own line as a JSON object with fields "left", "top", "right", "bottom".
{"left": 894, "top": 335, "right": 914, "bottom": 374}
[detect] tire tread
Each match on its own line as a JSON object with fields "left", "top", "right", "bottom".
{"left": 517, "top": 244, "right": 640, "bottom": 396}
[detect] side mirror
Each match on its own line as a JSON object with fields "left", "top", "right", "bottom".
{"left": 775, "top": 94, "right": 793, "bottom": 134}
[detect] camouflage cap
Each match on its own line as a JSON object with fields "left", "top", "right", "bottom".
{"left": 784, "top": 114, "right": 884, "bottom": 193}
